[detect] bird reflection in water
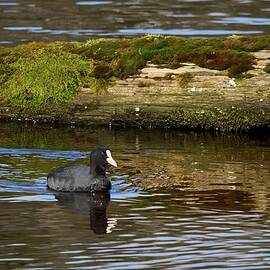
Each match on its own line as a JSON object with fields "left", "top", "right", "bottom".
{"left": 54, "top": 191, "right": 116, "bottom": 234}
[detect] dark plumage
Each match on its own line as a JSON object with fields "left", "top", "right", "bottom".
{"left": 47, "top": 145, "right": 117, "bottom": 192}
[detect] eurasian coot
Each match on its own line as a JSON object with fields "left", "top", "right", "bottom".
{"left": 47, "top": 145, "right": 117, "bottom": 192}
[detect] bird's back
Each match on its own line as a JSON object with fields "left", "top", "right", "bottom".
{"left": 47, "top": 164, "right": 111, "bottom": 192}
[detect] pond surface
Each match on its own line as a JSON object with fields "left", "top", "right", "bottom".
{"left": 0, "top": 122, "right": 270, "bottom": 269}
{"left": 1, "top": 0, "right": 270, "bottom": 45}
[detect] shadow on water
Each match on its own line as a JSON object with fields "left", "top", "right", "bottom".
{"left": 55, "top": 191, "right": 111, "bottom": 235}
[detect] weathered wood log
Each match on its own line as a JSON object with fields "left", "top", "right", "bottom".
{"left": 0, "top": 44, "right": 269, "bottom": 132}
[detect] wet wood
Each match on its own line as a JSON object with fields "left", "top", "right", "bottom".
{"left": 0, "top": 50, "right": 269, "bottom": 129}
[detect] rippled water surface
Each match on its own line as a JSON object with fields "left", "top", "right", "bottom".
{"left": 0, "top": 122, "right": 270, "bottom": 269}
{"left": 1, "top": 0, "right": 270, "bottom": 45}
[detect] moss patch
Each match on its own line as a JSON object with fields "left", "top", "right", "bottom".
{"left": 1, "top": 49, "right": 93, "bottom": 110}
{"left": 87, "top": 77, "right": 110, "bottom": 95}
{"left": 0, "top": 35, "right": 270, "bottom": 111}
{"left": 112, "top": 106, "right": 270, "bottom": 132}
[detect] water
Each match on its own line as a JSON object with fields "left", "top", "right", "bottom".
{"left": 0, "top": 123, "right": 270, "bottom": 269}
{"left": 1, "top": 0, "right": 270, "bottom": 45}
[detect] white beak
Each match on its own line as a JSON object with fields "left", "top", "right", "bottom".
{"left": 106, "top": 150, "right": 117, "bottom": 167}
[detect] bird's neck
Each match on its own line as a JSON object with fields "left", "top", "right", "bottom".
{"left": 90, "top": 164, "right": 106, "bottom": 177}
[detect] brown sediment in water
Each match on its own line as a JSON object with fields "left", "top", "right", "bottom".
{"left": 0, "top": 35, "right": 270, "bottom": 132}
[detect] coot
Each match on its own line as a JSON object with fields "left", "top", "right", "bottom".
{"left": 47, "top": 145, "right": 117, "bottom": 192}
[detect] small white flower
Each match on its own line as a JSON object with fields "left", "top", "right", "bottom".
{"left": 84, "top": 106, "right": 88, "bottom": 109}
{"left": 260, "top": 98, "right": 263, "bottom": 102}
{"left": 228, "top": 78, "right": 236, "bottom": 87}
{"left": 135, "top": 107, "right": 140, "bottom": 112}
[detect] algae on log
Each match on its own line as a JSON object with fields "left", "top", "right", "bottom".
{"left": 0, "top": 36, "right": 270, "bottom": 132}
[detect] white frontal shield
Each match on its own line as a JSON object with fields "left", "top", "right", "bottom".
{"left": 106, "top": 150, "right": 117, "bottom": 167}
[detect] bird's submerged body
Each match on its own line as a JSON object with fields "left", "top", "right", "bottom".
{"left": 47, "top": 145, "right": 116, "bottom": 192}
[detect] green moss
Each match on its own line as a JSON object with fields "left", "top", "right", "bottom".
{"left": 60, "top": 35, "right": 260, "bottom": 78}
{"left": 224, "top": 35, "right": 270, "bottom": 52}
{"left": 115, "top": 56, "right": 146, "bottom": 78}
{"left": 171, "top": 48, "right": 255, "bottom": 77}
{"left": 112, "top": 106, "right": 270, "bottom": 132}
{"left": 166, "top": 107, "right": 270, "bottom": 131}
{"left": 0, "top": 63, "right": 14, "bottom": 84}
{"left": 0, "top": 42, "right": 50, "bottom": 65}
{"left": 90, "top": 62, "right": 113, "bottom": 78}
{"left": 1, "top": 49, "right": 92, "bottom": 110}
{"left": 87, "top": 77, "right": 110, "bottom": 95}
{"left": 0, "top": 35, "right": 269, "bottom": 110}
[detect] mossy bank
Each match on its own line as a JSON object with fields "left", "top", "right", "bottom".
{"left": 0, "top": 35, "right": 270, "bottom": 132}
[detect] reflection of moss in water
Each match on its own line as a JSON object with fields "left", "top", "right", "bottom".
{"left": 1, "top": 35, "right": 270, "bottom": 111}
{"left": 112, "top": 106, "right": 270, "bottom": 132}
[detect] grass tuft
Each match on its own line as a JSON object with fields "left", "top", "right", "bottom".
{"left": 1, "top": 49, "right": 92, "bottom": 110}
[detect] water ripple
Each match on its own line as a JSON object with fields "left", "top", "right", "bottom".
{"left": 0, "top": 124, "right": 270, "bottom": 269}
{"left": 0, "top": 147, "right": 87, "bottom": 160}
{"left": 1, "top": 0, "right": 270, "bottom": 44}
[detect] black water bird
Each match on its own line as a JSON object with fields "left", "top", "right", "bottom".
{"left": 47, "top": 145, "right": 117, "bottom": 192}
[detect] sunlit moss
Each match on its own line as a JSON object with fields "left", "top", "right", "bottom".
{"left": 60, "top": 35, "right": 261, "bottom": 78}
{"left": 87, "top": 77, "right": 110, "bottom": 95}
{"left": 90, "top": 62, "right": 113, "bottom": 78}
{"left": 1, "top": 49, "right": 93, "bottom": 109}
{"left": 0, "top": 35, "right": 269, "bottom": 111}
